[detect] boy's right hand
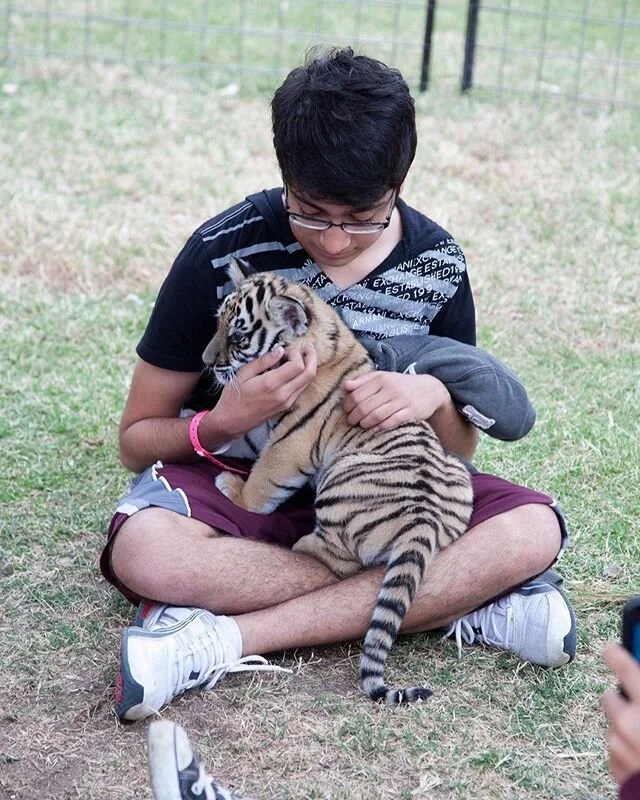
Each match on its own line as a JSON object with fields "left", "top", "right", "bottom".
{"left": 199, "top": 342, "right": 317, "bottom": 445}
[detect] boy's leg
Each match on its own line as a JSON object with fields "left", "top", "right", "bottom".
{"left": 114, "top": 502, "right": 573, "bottom": 721}
{"left": 111, "top": 508, "right": 340, "bottom": 614}
{"left": 108, "top": 464, "right": 574, "bottom": 720}
{"left": 114, "top": 501, "right": 563, "bottom": 645}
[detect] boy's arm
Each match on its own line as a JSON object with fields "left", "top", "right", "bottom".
{"left": 427, "top": 380, "right": 480, "bottom": 459}
{"left": 359, "top": 334, "right": 536, "bottom": 442}
{"left": 119, "top": 348, "right": 317, "bottom": 474}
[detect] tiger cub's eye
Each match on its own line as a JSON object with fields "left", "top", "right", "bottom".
{"left": 229, "top": 330, "right": 248, "bottom": 347}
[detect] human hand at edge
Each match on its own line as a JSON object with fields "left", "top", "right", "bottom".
{"left": 602, "top": 642, "right": 640, "bottom": 786}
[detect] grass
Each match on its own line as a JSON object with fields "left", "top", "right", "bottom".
{"left": 1, "top": 27, "right": 640, "bottom": 800}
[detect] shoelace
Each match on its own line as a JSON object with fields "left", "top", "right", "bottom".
{"left": 191, "top": 761, "right": 252, "bottom": 800}
{"left": 445, "top": 598, "right": 514, "bottom": 658}
{"left": 190, "top": 764, "right": 227, "bottom": 800}
{"left": 191, "top": 762, "right": 218, "bottom": 799}
{"left": 202, "top": 655, "right": 292, "bottom": 692}
{"left": 168, "top": 619, "right": 292, "bottom": 700}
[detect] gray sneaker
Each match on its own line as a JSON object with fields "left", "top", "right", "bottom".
{"left": 148, "top": 720, "right": 256, "bottom": 800}
{"left": 447, "top": 577, "right": 576, "bottom": 667}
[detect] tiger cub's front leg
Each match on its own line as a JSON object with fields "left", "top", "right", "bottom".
{"left": 215, "top": 445, "right": 311, "bottom": 515}
{"left": 214, "top": 471, "right": 247, "bottom": 506}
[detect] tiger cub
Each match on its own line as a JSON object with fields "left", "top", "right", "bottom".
{"left": 203, "top": 257, "right": 474, "bottom": 705}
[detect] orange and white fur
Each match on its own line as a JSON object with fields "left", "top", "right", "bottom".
{"left": 203, "top": 258, "right": 473, "bottom": 704}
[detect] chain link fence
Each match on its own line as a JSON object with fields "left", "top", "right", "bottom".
{"left": 2, "top": 1, "right": 638, "bottom": 109}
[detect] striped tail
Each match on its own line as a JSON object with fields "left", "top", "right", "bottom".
{"left": 360, "top": 535, "right": 435, "bottom": 705}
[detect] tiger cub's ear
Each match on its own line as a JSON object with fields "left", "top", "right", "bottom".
{"left": 227, "top": 257, "right": 256, "bottom": 287}
{"left": 268, "top": 296, "right": 309, "bottom": 339}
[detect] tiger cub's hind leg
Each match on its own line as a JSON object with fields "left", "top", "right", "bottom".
{"left": 293, "top": 528, "right": 361, "bottom": 578}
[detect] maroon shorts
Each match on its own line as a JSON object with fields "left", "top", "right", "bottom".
{"left": 101, "top": 459, "right": 568, "bottom": 605}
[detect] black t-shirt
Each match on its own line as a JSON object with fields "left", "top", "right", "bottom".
{"left": 137, "top": 188, "right": 476, "bottom": 409}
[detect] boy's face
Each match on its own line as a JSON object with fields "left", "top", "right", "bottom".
{"left": 284, "top": 186, "right": 397, "bottom": 268}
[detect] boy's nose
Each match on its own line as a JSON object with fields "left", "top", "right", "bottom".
{"left": 319, "top": 225, "right": 351, "bottom": 254}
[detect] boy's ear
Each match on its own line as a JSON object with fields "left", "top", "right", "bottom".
{"left": 227, "top": 257, "right": 256, "bottom": 287}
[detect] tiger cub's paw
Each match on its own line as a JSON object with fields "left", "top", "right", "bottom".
{"left": 214, "top": 471, "right": 246, "bottom": 505}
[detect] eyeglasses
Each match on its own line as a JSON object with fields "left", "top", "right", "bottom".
{"left": 283, "top": 186, "right": 397, "bottom": 235}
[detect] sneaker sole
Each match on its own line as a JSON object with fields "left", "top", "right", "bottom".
{"left": 528, "top": 568, "right": 563, "bottom": 588}
{"left": 148, "top": 720, "right": 184, "bottom": 800}
{"left": 134, "top": 602, "right": 194, "bottom": 630}
{"left": 115, "top": 628, "right": 156, "bottom": 722}
{"left": 555, "top": 582, "right": 577, "bottom": 664}
{"left": 520, "top": 581, "right": 577, "bottom": 665}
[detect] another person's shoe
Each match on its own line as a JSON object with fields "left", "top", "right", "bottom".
{"left": 446, "top": 574, "right": 577, "bottom": 667}
{"left": 116, "top": 608, "right": 291, "bottom": 722}
{"left": 148, "top": 719, "right": 255, "bottom": 800}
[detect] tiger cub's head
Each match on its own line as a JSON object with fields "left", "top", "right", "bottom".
{"left": 203, "top": 258, "right": 314, "bottom": 386}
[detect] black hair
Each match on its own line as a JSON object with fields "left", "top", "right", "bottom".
{"left": 271, "top": 46, "right": 417, "bottom": 208}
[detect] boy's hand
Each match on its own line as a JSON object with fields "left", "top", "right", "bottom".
{"left": 602, "top": 642, "right": 640, "bottom": 785}
{"left": 202, "top": 343, "right": 317, "bottom": 442}
{"left": 343, "top": 371, "right": 449, "bottom": 430}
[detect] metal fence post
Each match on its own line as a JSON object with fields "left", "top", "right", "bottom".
{"left": 461, "top": 0, "right": 480, "bottom": 93}
{"left": 419, "top": 0, "right": 437, "bottom": 92}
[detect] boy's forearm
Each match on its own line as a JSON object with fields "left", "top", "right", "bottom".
{"left": 429, "top": 393, "right": 479, "bottom": 461}
{"left": 119, "top": 411, "right": 233, "bottom": 474}
{"left": 119, "top": 416, "right": 200, "bottom": 474}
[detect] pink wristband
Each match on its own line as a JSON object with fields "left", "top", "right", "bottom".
{"left": 188, "top": 410, "right": 214, "bottom": 461}
{"left": 188, "top": 411, "right": 248, "bottom": 476}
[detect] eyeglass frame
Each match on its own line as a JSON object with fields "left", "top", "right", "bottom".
{"left": 283, "top": 185, "right": 397, "bottom": 236}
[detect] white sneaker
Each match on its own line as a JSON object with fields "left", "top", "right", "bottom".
{"left": 446, "top": 580, "right": 577, "bottom": 667}
{"left": 134, "top": 600, "right": 199, "bottom": 630}
{"left": 148, "top": 719, "right": 255, "bottom": 800}
{"left": 115, "top": 609, "right": 291, "bottom": 721}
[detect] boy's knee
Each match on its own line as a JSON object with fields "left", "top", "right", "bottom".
{"left": 110, "top": 512, "right": 152, "bottom": 590}
{"left": 110, "top": 508, "right": 220, "bottom": 602}
{"left": 111, "top": 509, "right": 182, "bottom": 591}
{"left": 508, "top": 503, "right": 563, "bottom": 575}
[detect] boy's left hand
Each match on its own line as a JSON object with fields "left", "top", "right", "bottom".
{"left": 343, "top": 371, "right": 449, "bottom": 430}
